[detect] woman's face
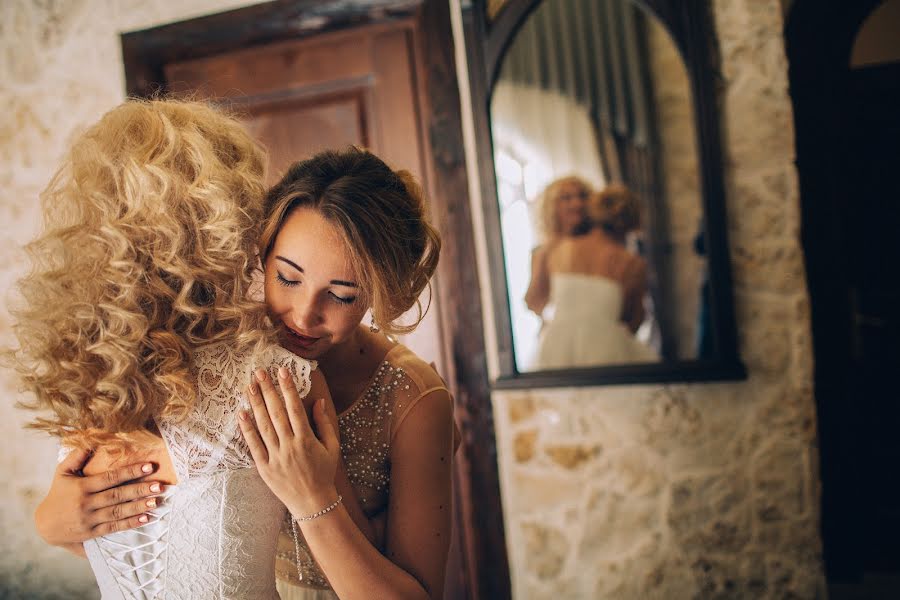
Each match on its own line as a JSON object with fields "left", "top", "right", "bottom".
{"left": 554, "top": 181, "right": 589, "bottom": 235}
{"left": 264, "top": 207, "right": 368, "bottom": 360}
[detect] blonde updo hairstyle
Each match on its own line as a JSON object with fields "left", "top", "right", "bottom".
{"left": 591, "top": 183, "right": 642, "bottom": 238}
{"left": 538, "top": 175, "right": 593, "bottom": 239}
{"left": 9, "top": 99, "right": 272, "bottom": 451}
{"left": 259, "top": 147, "right": 441, "bottom": 336}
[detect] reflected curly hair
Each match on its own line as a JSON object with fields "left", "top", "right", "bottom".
{"left": 538, "top": 175, "right": 593, "bottom": 239}
{"left": 260, "top": 147, "right": 441, "bottom": 335}
{"left": 9, "top": 99, "right": 272, "bottom": 450}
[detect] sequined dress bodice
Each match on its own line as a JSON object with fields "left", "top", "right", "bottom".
{"left": 275, "top": 344, "right": 448, "bottom": 591}
{"left": 81, "top": 342, "right": 314, "bottom": 599}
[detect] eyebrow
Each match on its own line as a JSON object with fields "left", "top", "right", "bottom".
{"left": 275, "top": 256, "right": 358, "bottom": 288}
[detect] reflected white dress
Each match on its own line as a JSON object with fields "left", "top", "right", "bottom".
{"left": 79, "top": 341, "right": 314, "bottom": 600}
{"left": 536, "top": 272, "right": 657, "bottom": 369}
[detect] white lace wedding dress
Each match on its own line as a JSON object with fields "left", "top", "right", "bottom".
{"left": 536, "top": 272, "right": 657, "bottom": 369}
{"left": 81, "top": 341, "right": 313, "bottom": 600}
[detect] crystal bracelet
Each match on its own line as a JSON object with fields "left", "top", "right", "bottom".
{"left": 294, "top": 495, "right": 343, "bottom": 522}
{"left": 289, "top": 495, "right": 344, "bottom": 584}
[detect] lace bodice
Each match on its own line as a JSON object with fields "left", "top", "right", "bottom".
{"left": 274, "top": 344, "right": 448, "bottom": 591}
{"left": 82, "top": 341, "right": 314, "bottom": 600}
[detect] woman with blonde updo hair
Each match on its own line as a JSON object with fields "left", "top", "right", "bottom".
{"left": 33, "top": 145, "right": 457, "bottom": 600}
{"left": 592, "top": 182, "right": 642, "bottom": 244}
{"left": 533, "top": 182, "right": 657, "bottom": 369}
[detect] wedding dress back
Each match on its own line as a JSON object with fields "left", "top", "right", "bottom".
{"left": 536, "top": 272, "right": 656, "bottom": 369}
{"left": 82, "top": 341, "right": 313, "bottom": 600}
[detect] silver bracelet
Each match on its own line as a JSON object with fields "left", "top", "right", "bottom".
{"left": 294, "top": 495, "right": 343, "bottom": 522}
{"left": 289, "top": 495, "right": 344, "bottom": 583}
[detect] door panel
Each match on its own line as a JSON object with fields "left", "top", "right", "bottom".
{"left": 164, "top": 21, "right": 445, "bottom": 372}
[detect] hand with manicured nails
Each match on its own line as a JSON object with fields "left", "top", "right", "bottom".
{"left": 34, "top": 448, "right": 163, "bottom": 556}
{"left": 238, "top": 367, "right": 342, "bottom": 518}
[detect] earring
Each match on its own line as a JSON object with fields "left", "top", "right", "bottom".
{"left": 369, "top": 314, "right": 379, "bottom": 333}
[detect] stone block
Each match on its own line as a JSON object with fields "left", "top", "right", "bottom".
{"left": 513, "top": 428, "right": 538, "bottom": 463}
{"left": 544, "top": 442, "right": 601, "bottom": 470}
{"left": 508, "top": 395, "right": 536, "bottom": 423}
{"left": 752, "top": 440, "right": 809, "bottom": 520}
{"left": 734, "top": 295, "right": 793, "bottom": 374}
{"left": 765, "top": 553, "right": 824, "bottom": 600}
{"left": 668, "top": 471, "right": 752, "bottom": 554}
{"left": 511, "top": 469, "right": 585, "bottom": 516}
{"left": 688, "top": 552, "right": 775, "bottom": 599}
{"left": 731, "top": 241, "right": 806, "bottom": 295}
{"left": 580, "top": 488, "right": 662, "bottom": 563}
{"left": 521, "top": 521, "right": 569, "bottom": 580}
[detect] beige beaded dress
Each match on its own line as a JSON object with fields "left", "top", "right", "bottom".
{"left": 274, "top": 344, "right": 449, "bottom": 600}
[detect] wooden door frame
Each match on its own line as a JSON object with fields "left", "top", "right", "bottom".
{"left": 121, "top": 2, "right": 511, "bottom": 599}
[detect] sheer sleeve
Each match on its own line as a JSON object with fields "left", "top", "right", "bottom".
{"left": 388, "top": 354, "right": 450, "bottom": 443}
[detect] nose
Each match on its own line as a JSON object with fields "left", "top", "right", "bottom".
{"left": 289, "top": 290, "right": 324, "bottom": 330}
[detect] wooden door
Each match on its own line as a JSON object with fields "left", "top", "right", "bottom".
{"left": 839, "top": 61, "right": 900, "bottom": 574}
{"left": 164, "top": 21, "right": 446, "bottom": 372}
{"left": 787, "top": 0, "right": 900, "bottom": 585}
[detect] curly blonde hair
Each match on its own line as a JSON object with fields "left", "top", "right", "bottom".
{"left": 259, "top": 147, "right": 441, "bottom": 335}
{"left": 538, "top": 175, "right": 593, "bottom": 239}
{"left": 9, "top": 98, "right": 273, "bottom": 451}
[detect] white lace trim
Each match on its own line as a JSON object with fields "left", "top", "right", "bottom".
{"left": 157, "top": 342, "right": 314, "bottom": 482}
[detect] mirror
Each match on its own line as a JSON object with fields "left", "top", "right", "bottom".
{"left": 491, "top": 0, "right": 706, "bottom": 372}
{"left": 464, "top": 0, "right": 745, "bottom": 385}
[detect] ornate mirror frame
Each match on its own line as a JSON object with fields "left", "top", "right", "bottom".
{"left": 462, "top": 0, "right": 746, "bottom": 388}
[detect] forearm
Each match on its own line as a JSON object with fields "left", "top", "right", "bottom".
{"left": 290, "top": 498, "right": 430, "bottom": 600}
{"left": 35, "top": 505, "right": 87, "bottom": 558}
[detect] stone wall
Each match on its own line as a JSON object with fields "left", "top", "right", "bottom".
{"left": 489, "top": 0, "right": 824, "bottom": 598}
{"left": 0, "top": 1, "right": 263, "bottom": 597}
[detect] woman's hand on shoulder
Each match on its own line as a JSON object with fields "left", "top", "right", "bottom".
{"left": 35, "top": 448, "right": 163, "bottom": 551}
{"left": 239, "top": 367, "right": 341, "bottom": 516}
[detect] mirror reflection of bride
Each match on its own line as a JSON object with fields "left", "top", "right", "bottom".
{"left": 531, "top": 183, "right": 658, "bottom": 369}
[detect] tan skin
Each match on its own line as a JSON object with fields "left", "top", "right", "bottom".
{"left": 253, "top": 207, "right": 453, "bottom": 599}
{"left": 34, "top": 208, "right": 453, "bottom": 599}
{"left": 524, "top": 180, "right": 590, "bottom": 316}
{"left": 545, "top": 227, "right": 648, "bottom": 333}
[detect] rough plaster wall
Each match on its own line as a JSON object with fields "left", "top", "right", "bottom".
{"left": 492, "top": 0, "right": 824, "bottom": 598}
{"left": 0, "top": 2, "right": 265, "bottom": 597}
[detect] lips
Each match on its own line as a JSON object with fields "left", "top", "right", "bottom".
{"left": 283, "top": 325, "right": 321, "bottom": 349}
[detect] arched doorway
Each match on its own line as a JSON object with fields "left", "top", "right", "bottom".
{"left": 786, "top": 0, "right": 900, "bottom": 586}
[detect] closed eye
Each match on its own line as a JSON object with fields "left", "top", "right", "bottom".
{"left": 329, "top": 292, "right": 357, "bottom": 305}
{"left": 275, "top": 272, "right": 299, "bottom": 287}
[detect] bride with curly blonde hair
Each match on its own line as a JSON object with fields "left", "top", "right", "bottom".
{"left": 9, "top": 98, "right": 329, "bottom": 598}
{"left": 27, "top": 129, "right": 457, "bottom": 598}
